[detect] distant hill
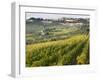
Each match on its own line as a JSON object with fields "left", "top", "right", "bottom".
{"left": 26, "top": 17, "right": 89, "bottom": 24}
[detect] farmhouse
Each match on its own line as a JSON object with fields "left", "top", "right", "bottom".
{"left": 65, "top": 19, "right": 79, "bottom": 23}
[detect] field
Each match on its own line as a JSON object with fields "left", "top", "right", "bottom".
{"left": 25, "top": 16, "right": 89, "bottom": 67}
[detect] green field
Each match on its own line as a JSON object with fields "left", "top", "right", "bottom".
{"left": 26, "top": 34, "right": 89, "bottom": 67}
{"left": 26, "top": 17, "right": 89, "bottom": 67}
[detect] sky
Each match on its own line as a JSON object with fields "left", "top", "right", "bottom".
{"left": 26, "top": 12, "right": 90, "bottom": 20}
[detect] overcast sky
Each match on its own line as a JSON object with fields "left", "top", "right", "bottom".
{"left": 26, "top": 12, "right": 90, "bottom": 20}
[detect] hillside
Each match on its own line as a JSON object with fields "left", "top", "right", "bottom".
{"left": 26, "top": 34, "right": 89, "bottom": 67}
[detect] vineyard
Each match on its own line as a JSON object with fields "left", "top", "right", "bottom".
{"left": 26, "top": 34, "right": 89, "bottom": 67}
